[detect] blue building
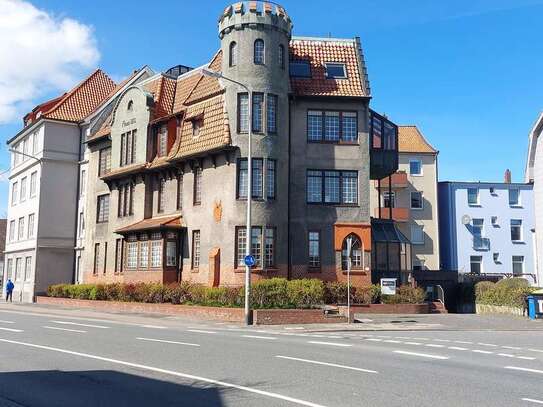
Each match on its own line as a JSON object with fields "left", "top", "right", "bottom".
{"left": 438, "top": 181, "right": 536, "bottom": 284}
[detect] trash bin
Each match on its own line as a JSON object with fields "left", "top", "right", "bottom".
{"left": 527, "top": 293, "right": 543, "bottom": 320}
{"left": 527, "top": 296, "right": 537, "bottom": 320}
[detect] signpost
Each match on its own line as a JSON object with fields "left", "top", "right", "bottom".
{"left": 244, "top": 255, "right": 255, "bottom": 268}
{"left": 380, "top": 278, "right": 397, "bottom": 296}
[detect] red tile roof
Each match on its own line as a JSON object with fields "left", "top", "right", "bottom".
{"left": 289, "top": 37, "right": 369, "bottom": 98}
{"left": 116, "top": 214, "right": 183, "bottom": 234}
{"left": 398, "top": 126, "right": 437, "bottom": 154}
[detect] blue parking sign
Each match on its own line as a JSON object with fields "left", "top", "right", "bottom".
{"left": 244, "top": 255, "right": 256, "bottom": 267}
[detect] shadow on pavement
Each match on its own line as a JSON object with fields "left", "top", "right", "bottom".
{"left": 0, "top": 369, "right": 226, "bottom": 407}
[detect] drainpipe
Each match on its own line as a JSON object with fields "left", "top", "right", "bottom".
{"left": 287, "top": 96, "right": 293, "bottom": 280}
{"left": 71, "top": 123, "right": 85, "bottom": 284}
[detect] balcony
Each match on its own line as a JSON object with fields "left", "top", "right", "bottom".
{"left": 374, "top": 207, "right": 409, "bottom": 222}
{"left": 370, "top": 110, "right": 399, "bottom": 180}
{"left": 374, "top": 171, "right": 408, "bottom": 189}
{"left": 472, "top": 236, "right": 490, "bottom": 251}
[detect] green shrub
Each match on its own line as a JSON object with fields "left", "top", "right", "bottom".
{"left": 47, "top": 284, "right": 67, "bottom": 298}
{"left": 251, "top": 278, "right": 289, "bottom": 308}
{"left": 324, "top": 282, "right": 348, "bottom": 304}
{"left": 381, "top": 286, "right": 426, "bottom": 304}
{"left": 476, "top": 278, "right": 535, "bottom": 308}
{"left": 475, "top": 281, "right": 495, "bottom": 299}
{"left": 165, "top": 281, "right": 193, "bottom": 304}
{"left": 286, "top": 279, "right": 325, "bottom": 308}
{"left": 496, "top": 277, "right": 529, "bottom": 290}
{"left": 353, "top": 285, "right": 381, "bottom": 305}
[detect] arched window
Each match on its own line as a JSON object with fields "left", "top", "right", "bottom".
{"left": 341, "top": 234, "right": 363, "bottom": 270}
{"left": 229, "top": 41, "right": 237, "bottom": 67}
{"left": 254, "top": 39, "right": 265, "bottom": 65}
{"left": 127, "top": 100, "right": 133, "bottom": 112}
{"left": 278, "top": 44, "right": 285, "bottom": 69}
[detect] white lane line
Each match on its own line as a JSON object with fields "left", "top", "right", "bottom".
{"left": 141, "top": 325, "right": 167, "bottom": 329}
{"left": 43, "top": 326, "right": 86, "bottom": 333}
{"left": 517, "top": 356, "right": 537, "bottom": 361}
{"left": 498, "top": 353, "right": 516, "bottom": 358}
{"left": 285, "top": 327, "right": 305, "bottom": 330}
{"left": 308, "top": 341, "right": 352, "bottom": 348}
{"left": 276, "top": 356, "right": 378, "bottom": 374}
{"left": 426, "top": 344, "right": 445, "bottom": 348}
{"left": 365, "top": 338, "right": 382, "bottom": 342}
{"left": 454, "top": 341, "right": 472, "bottom": 344}
{"left": 477, "top": 343, "right": 498, "bottom": 347}
{"left": 472, "top": 350, "right": 493, "bottom": 355}
{"left": 448, "top": 346, "right": 468, "bottom": 351}
{"left": 136, "top": 338, "right": 200, "bottom": 347}
{"left": 187, "top": 329, "right": 216, "bottom": 334}
{"left": 405, "top": 342, "right": 423, "bottom": 346}
{"left": 0, "top": 320, "right": 15, "bottom": 324}
{"left": 242, "top": 335, "right": 277, "bottom": 340}
{"left": 324, "top": 336, "right": 343, "bottom": 339}
{"left": 434, "top": 339, "right": 450, "bottom": 343}
{"left": 50, "top": 320, "right": 109, "bottom": 329}
{"left": 384, "top": 340, "right": 402, "bottom": 344}
{"left": 522, "top": 398, "right": 543, "bottom": 404}
{"left": 506, "top": 366, "right": 543, "bottom": 375}
{"left": 503, "top": 346, "right": 522, "bottom": 350}
{"left": 393, "top": 350, "right": 449, "bottom": 360}
{"left": 528, "top": 349, "right": 543, "bottom": 353}
{"left": 0, "top": 326, "right": 23, "bottom": 333}
{"left": 0, "top": 338, "right": 325, "bottom": 407}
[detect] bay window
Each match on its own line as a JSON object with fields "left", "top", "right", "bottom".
{"left": 306, "top": 110, "right": 358, "bottom": 143}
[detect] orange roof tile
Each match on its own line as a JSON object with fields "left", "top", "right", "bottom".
{"left": 43, "top": 69, "right": 116, "bottom": 122}
{"left": 172, "top": 72, "right": 202, "bottom": 114}
{"left": 398, "top": 126, "right": 437, "bottom": 154}
{"left": 116, "top": 215, "right": 183, "bottom": 234}
{"left": 143, "top": 76, "right": 177, "bottom": 121}
{"left": 184, "top": 75, "right": 223, "bottom": 105}
{"left": 289, "top": 38, "right": 368, "bottom": 98}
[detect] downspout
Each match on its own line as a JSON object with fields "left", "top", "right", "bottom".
{"left": 287, "top": 96, "right": 293, "bottom": 280}
{"left": 72, "top": 123, "right": 84, "bottom": 284}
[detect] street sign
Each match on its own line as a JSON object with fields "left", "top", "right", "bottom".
{"left": 380, "top": 278, "right": 397, "bottom": 295}
{"left": 244, "top": 255, "right": 255, "bottom": 267}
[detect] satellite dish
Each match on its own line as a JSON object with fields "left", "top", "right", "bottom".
{"left": 461, "top": 215, "right": 471, "bottom": 225}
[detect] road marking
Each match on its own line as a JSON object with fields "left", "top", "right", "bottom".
{"left": 503, "top": 346, "right": 521, "bottom": 350}
{"left": 426, "top": 344, "right": 445, "bottom": 348}
{"left": 528, "top": 349, "right": 543, "bottom": 353}
{"left": 522, "top": 398, "right": 543, "bottom": 404}
{"left": 324, "top": 336, "right": 343, "bottom": 339}
{"left": 517, "top": 356, "right": 537, "bottom": 361}
{"left": 477, "top": 343, "right": 498, "bottom": 347}
{"left": 285, "top": 327, "right": 305, "bottom": 330}
{"left": 365, "top": 338, "right": 382, "bottom": 342}
{"left": 448, "top": 346, "right": 468, "bottom": 351}
{"left": 242, "top": 335, "right": 277, "bottom": 340}
{"left": 393, "top": 350, "right": 449, "bottom": 360}
{"left": 434, "top": 339, "right": 450, "bottom": 343}
{"left": 384, "top": 340, "right": 402, "bottom": 344}
{"left": 308, "top": 341, "right": 352, "bottom": 348}
{"left": 0, "top": 320, "right": 15, "bottom": 324}
{"left": 276, "top": 356, "right": 378, "bottom": 374}
{"left": 405, "top": 342, "right": 422, "bottom": 346}
{"left": 50, "top": 320, "right": 109, "bottom": 329}
{"left": 0, "top": 327, "right": 23, "bottom": 333}
{"left": 136, "top": 338, "right": 200, "bottom": 347}
{"left": 454, "top": 341, "right": 472, "bottom": 344}
{"left": 0, "top": 338, "right": 325, "bottom": 407}
{"left": 498, "top": 353, "right": 516, "bottom": 358}
{"left": 43, "top": 326, "right": 86, "bottom": 333}
{"left": 505, "top": 366, "right": 543, "bottom": 375}
{"left": 141, "top": 325, "right": 167, "bottom": 329}
{"left": 187, "top": 329, "right": 216, "bottom": 334}
{"left": 472, "top": 350, "right": 493, "bottom": 354}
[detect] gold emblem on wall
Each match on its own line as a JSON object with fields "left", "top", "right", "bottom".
{"left": 213, "top": 200, "right": 222, "bottom": 223}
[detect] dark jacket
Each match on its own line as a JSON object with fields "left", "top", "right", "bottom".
{"left": 6, "top": 281, "right": 14, "bottom": 292}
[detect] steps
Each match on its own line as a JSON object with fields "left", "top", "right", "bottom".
{"left": 429, "top": 301, "right": 448, "bottom": 314}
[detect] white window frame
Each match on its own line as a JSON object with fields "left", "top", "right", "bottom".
{"left": 467, "top": 188, "right": 479, "bottom": 206}
{"left": 512, "top": 255, "right": 524, "bottom": 275}
{"left": 510, "top": 219, "right": 523, "bottom": 242}
{"left": 470, "top": 256, "right": 483, "bottom": 274}
{"left": 508, "top": 188, "right": 521, "bottom": 207}
{"left": 410, "top": 191, "right": 423, "bottom": 210}
{"left": 409, "top": 159, "right": 423, "bottom": 176}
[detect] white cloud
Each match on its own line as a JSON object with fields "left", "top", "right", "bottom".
{"left": 0, "top": 0, "right": 100, "bottom": 123}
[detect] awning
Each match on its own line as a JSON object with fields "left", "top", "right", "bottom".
{"left": 116, "top": 215, "right": 183, "bottom": 234}
{"left": 371, "top": 218, "right": 410, "bottom": 244}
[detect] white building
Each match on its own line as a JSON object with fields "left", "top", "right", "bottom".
{"left": 3, "top": 70, "right": 116, "bottom": 302}
{"left": 525, "top": 112, "right": 543, "bottom": 286}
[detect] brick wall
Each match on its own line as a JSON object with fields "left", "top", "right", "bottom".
{"left": 339, "top": 303, "right": 430, "bottom": 315}
{"left": 253, "top": 309, "right": 347, "bottom": 325}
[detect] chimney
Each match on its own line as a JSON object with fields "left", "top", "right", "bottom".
{"left": 504, "top": 169, "right": 512, "bottom": 184}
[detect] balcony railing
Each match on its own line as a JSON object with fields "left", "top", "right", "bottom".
{"left": 374, "top": 171, "right": 408, "bottom": 189}
{"left": 374, "top": 207, "right": 409, "bottom": 222}
{"left": 473, "top": 236, "right": 490, "bottom": 251}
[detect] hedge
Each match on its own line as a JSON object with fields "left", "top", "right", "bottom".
{"left": 381, "top": 286, "right": 426, "bottom": 304}
{"left": 475, "top": 278, "right": 537, "bottom": 308}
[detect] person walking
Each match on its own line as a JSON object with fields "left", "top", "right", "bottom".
{"left": 5, "top": 279, "right": 14, "bottom": 302}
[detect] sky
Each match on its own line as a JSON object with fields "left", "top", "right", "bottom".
{"left": 1, "top": 0, "right": 542, "bottom": 214}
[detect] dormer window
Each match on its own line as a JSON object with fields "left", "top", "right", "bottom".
{"left": 127, "top": 100, "right": 134, "bottom": 112}
{"left": 157, "top": 125, "right": 167, "bottom": 157}
{"left": 289, "top": 60, "right": 311, "bottom": 78}
{"left": 324, "top": 63, "right": 347, "bottom": 79}
{"left": 192, "top": 119, "right": 202, "bottom": 138}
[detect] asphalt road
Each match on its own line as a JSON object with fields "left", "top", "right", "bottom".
{"left": 0, "top": 305, "right": 542, "bottom": 407}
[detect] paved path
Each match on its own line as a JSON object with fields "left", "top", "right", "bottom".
{"left": 0, "top": 303, "right": 542, "bottom": 406}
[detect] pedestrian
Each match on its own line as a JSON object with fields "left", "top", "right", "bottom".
{"left": 5, "top": 279, "right": 14, "bottom": 303}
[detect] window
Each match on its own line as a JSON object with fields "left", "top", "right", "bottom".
{"left": 411, "top": 191, "right": 423, "bottom": 209}
{"left": 383, "top": 191, "right": 395, "bottom": 208}
{"left": 96, "top": 194, "right": 110, "bottom": 223}
{"left": 127, "top": 100, "right": 133, "bottom": 111}
{"left": 11, "top": 182, "right": 18, "bottom": 206}
{"left": 467, "top": 188, "right": 479, "bottom": 205}
{"left": 409, "top": 159, "right": 422, "bottom": 176}
{"left": 236, "top": 227, "right": 247, "bottom": 268}
{"left": 266, "top": 94, "right": 277, "bottom": 134}
{"left": 120, "top": 130, "right": 137, "bottom": 166}
{"left": 166, "top": 241, "right": 177, "bottom": 266}
{"left": 20, "top": 177, "right": 26, "bottom": 202}
{"left": 139, "top": 240, "right": 149, "bottom": 268}
{"left": 252, "top": 159, "right": 263, "bottom": 199}
{"left": 28, "top": 213, "right": 34, "bottom": 239}
{"left": 509, "top": 189, "right": 520, "bottom": 206}
{"left": 80, "top": 170, "right": 86, "bottom": 197}
{"left": 192, "top": 230, "right": 200, "bottom": 269}
{"left": 103, "top": 242, "right": 108, "bottom": 274}
{"left": 470, "top": 256, "right": 482, "bottom": 274}
{"left": 158, "top": 178, "right": 166, "bottom": 213}
{"left": 192, "top": 119, "right": 202, "bottom": 138}
{"left": 266, "top": 160, "right": 276, "bottom": 199}
{"left": 93, "top": 243, "right": 100, "bottom": 275}
{"left": 15, "top": 258, "right": 22, "bottom": 281}
{"left": 30, "top": 172, "right": 37, "bottom": 197}
{"left": 6, "top": 259, "right": 13, "bottom": 280}
{"left": 491, "top": 216, "right": 498, "bottom": 226}
{"left": 493, "top": 253, "right": 500, "bottom": 263}
{"left": 413, "top": 259, "right": 425, "bottom": 271}
{"left": 229, "top": 41, "right": 237, "bottom": 67}
{"left": 238, "top": 93, "right": 249, "bottom": 133}
{"left": 127, "top": 241, "right": 138, "bottom": 269}
{"left": 410, "top": 224, "right": 424, "bottom": 245}
{"left": 32, "top": 132, "right": 38, "bottom": 154}
{"left": 115, "top": 239, "right": 123, "bottom": 273}
{"left": 193, "top": 167, "right": 202, "bottom": 205}
{"left": 177, "top": 174, "right": 183, "bottom": 210}
{"left": 278, "top": 44, "right": 285, "bottom": 69}
{"left": 341, "top": 234, "right": 363, "bottom": 270}
{"left": 289, "top": 60, "right": 311, "bottom": 78}
{"left": 472, "top": 218, "right": 484, "bottom": 237}
{"left": 252, "top": 93, "right": 264, "bottom": 133}
{"left": 308, "top": 231, "right": 320, "bottom": 268}
{"left": 18, "top": 217, "right": 24, "bottom": 240}
{"left": 157, "top": 125, "right": 168, "bottom": 156}
{"left": 251, "top": 227, "right": 262, "bottom": 268}
{"left": 306, "top": 170, "right": 358, "bottom": 205}
{"left": 264, "top": 228, "right": 275, "bottom": 268}
{"left": 118, "top": 183, "right": 134, "bottom": 218}
{"left": 254, "top": 39, "right": 264, "bottom": 64}
{"left": 9, "top": 220, "right": 15, "bottom": 242}
{"left": 306, "top": 111, "right": 358, "bottom": 143}
{"left": 510, "top": 219, "right": 522, "bottom": 242}
{"left": 235, "top": 226, "right": 275, "bottom": 269}
{"left": 512, "top": 256, "right": 524, "bottom": 275}
{"left": 98, "top": 147, "right": 111, "bottom": 176}
{"left": 325, "top": 62, "right": 347, "bottom": 79}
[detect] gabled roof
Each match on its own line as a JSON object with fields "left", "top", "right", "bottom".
{"left": 398, "top": 125, "right": 437, "bottom": 154}
{"left": 289, "top": 37, "right": 370, "bottom": 98}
